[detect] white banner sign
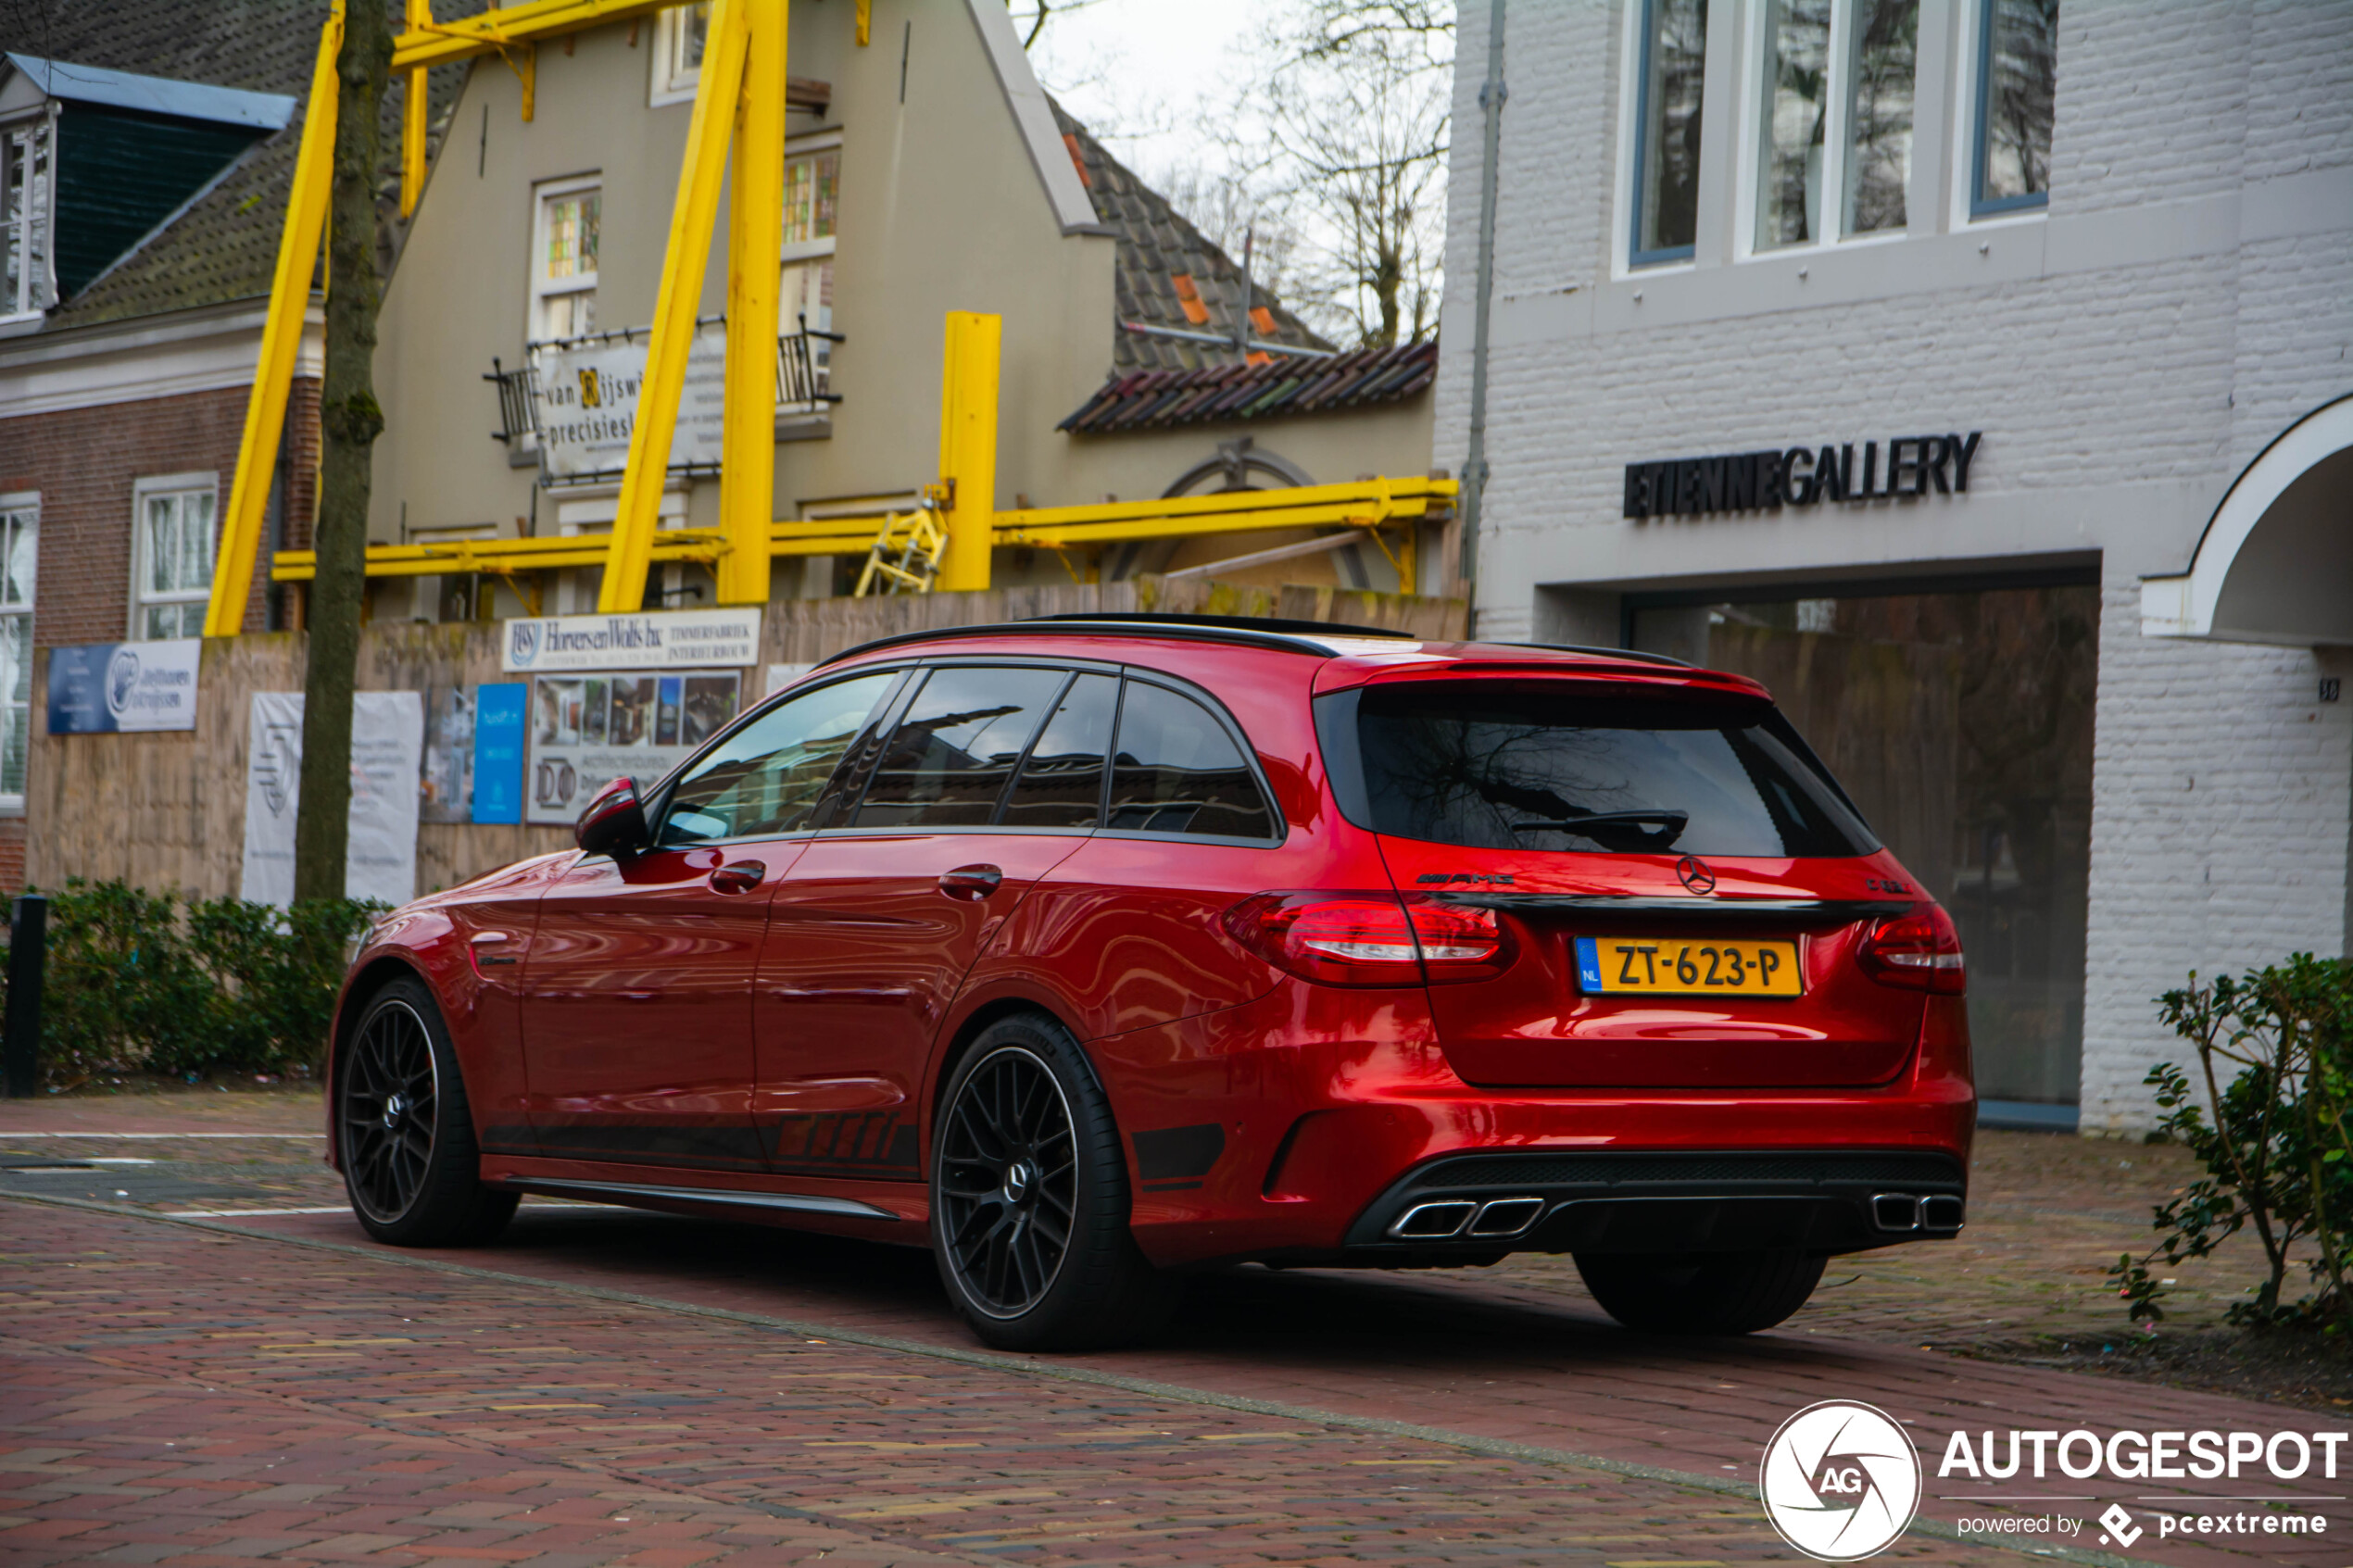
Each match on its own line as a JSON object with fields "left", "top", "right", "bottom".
{"left": 502, "top": 608, "right": 761, "bottom": 673}
{"left": 524, "top": 671, "right": 741, "bottom": 826}
{"left": 239, "top": 691, "right": 425, "bottom": 909}
{"left": 530, "top": 325, "right": 726, "bottom": 480}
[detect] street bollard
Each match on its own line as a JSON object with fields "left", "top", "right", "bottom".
{"left": 3, "top": 894, "right": 46, "bottom": 1098}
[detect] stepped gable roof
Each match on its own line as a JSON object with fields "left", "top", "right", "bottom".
{"left": 1049, "top": 99, "right": 1331, "bottom": 372}
{"left": 1057, "top": 339, "right": 1437, "bottom": 434}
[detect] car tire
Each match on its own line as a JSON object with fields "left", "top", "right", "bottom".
{"left": 930, "top": 1012, "right": 1176, "bottom": 1351}
{"left": 1574, "top": 1249, "right": 1825, "bottom": 1335}
{"left": 338, "top": 975, "right": 520, "bottom": 1248}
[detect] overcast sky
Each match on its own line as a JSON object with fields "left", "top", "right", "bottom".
{"left": 1020, "top": 0, "right": 1264, "bottom": 185}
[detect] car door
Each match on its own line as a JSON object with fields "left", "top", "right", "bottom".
{"left": 517, "top": 668, "right": 904, "bottom": 1174}
{"left": 752, "top": 662, "right": 1103, "bottom": 1181}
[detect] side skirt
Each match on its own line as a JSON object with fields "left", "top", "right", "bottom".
{"left": 501, "top": 1175, "right": 900, "bottom": 1222}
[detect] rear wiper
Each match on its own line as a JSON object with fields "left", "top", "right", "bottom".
{"left": 1510, "top": 809, "right": 1690, "bottom": 840}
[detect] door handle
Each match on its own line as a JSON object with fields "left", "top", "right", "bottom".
{"left": 709, "top": 860, "right": 767, "bottom": 894}
{"left": 937, "top": 864, "right": 1003, "bottom": 901}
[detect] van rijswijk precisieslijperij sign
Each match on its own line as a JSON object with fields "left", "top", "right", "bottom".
{"left": 1622, "top": 432, "right": 1984, "bottom": 519}
{"left": 530, "top": 326, "right": 727, "bottom": 481}
{"left": 500, "top": 608, "right": 761, "bottom": 674}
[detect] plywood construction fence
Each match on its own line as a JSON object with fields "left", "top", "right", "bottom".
{"left": 31, "top": 578, "right": 1466, "bottom": 902}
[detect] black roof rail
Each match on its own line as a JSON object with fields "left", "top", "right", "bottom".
{"left": 812, "top": 616, "right": 1367, "bottom": 669}
{"left": 1026, "top": 610, "right": 1415, "bottom": 640}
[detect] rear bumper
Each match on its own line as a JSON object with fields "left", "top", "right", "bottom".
{"left": 1339, "top": 1148, "right": 1966, "bottom": 1261}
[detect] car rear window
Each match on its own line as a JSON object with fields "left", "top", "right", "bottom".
{"left": 1340, "top": 681, "right": 1876, "bottom": 858}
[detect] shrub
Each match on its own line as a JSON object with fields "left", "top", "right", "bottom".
{"left": 2110, "top": 954, "right": 2353, "bottom": 1329}
{"left": 0, "top": 880, "right": 380, "bottom": 1087}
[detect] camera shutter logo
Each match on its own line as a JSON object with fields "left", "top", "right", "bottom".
{"left": 510, "top": 621, "right": 541, "bottom": 669}
{"left": 1759, "top": 1400, "right": 1921, "bottom": 1561}
{"left": 105, "top": 646, "right": 142, "bottom": 721}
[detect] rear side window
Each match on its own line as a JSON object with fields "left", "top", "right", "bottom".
{"left": 854, "top": 666, "right": 1066, "bottom": 828}
{"left": 1107, "top": 681, "right": 1277, "bottom": 840}
{"left": 1001, "top": 672, "right": 1117, "bottom": 828}
{"left": 1346, "top": 682, "right": 1876, "bottom": 858}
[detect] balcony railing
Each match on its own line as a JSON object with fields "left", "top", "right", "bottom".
{"left": 485, "top": 320, "right": 847, "bottom": 457}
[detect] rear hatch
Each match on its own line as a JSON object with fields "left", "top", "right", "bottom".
{"left": 1315, "top": 666, "right": 1937, "bottom": 1089}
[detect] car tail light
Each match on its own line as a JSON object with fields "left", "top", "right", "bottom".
{"left": 1221, "top": 893, "right": 1508, "bottom": 986}
{"left": 1858, "top": 903, "right": 1966, "bottom": 995}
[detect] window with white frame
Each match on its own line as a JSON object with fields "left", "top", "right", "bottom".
{"left": 133, "top": 477, "right": 215, "bottom": 641}
{"left": 0, "top": 495, "right": 34, "bottom": 801}
{"left": 650, "top": 3, "right": 711, "bottom": 107}
{"left": 1753, "top": 0, "right": 1918, "bottom": 250}
{"left": 1629, "top": 0, "right": 1710, "bottom": 266}
{"left": 529, "top": 177, "right": 600, "bottom": 342}
{"left": 1971, "top": 0, "right": 2057, "bottom": 216}
{"left": 2, "top": 111, "right": 55, "bottom": 321}
{"left": 779, "top": 137, "right": 839, "bottom": 401}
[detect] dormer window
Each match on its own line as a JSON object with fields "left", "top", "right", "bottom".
{"left": 1, "top": 111, "right": 54, "bottom": 321}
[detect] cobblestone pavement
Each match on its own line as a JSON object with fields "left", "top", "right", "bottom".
{"left": 0, "top": 1094, "right": 2336, "bottom": 1567}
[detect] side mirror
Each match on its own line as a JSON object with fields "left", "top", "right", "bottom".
{"left": 576, "top": 775, "right": 649, "bottom": 858}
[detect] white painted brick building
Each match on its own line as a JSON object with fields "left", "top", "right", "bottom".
{"left": 1436, "top": 0, "right": 2353, "bottom": 1133}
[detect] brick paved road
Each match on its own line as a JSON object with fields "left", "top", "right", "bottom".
{"left": 0, "top": 1096, "right": 2335, "bottom": 1567}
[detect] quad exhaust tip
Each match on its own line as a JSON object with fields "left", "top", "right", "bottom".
{"left": 1873, "top": 1192, "right": 1965, "bottom": 1233}
{"left": 1390, "top": 1196, "right": 1546, "bottom": 1241}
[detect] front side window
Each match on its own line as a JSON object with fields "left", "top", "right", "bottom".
{"left": 1, "top": 113, "right": 54, "bottom": 320}
{"left": 780, "top": 141, "right": 840, "bottom": 404}
{"left": 651, "top": 3, "right": 711, "bottom": 104}
{"left": 1755, "top": 0, "right": 1918, "bottom": 250}
{"left": 1974, "top": 0, "right": 2057, "bottom": 214}
{"left": 134, "top": 481, "right": 213, "bottom": 641}
{"left": 853, "top": 666, "right": 1067, "bottom": 829}
{"left": 530, "top": 180, "right": 600, "bottom": 342}
{"left": 1632, "top": 0, "right": 1709, "bottom": 264}
{"left": 659, "top": 671, "right": 896, "bottom": 845}
{"left": 0, "top": 496, "right": 34, "bottom": 799}
{"left": 1349, "top": 683, "right": 1877, "bottom": 859}
{"left": 1107, "top": 682, "right": 1277, "bottom": 840}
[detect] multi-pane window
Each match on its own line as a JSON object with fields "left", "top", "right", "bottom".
{"left": 650, "top": 3, "right": 711, "bottom": 105}
{"left": 530, "top": 180, "right": 600, "bottom": 342}
{"left": 0, "top": 497, "right": 34, "bottom": 800}
{"left": 134, "top": 481, "right": 214, "bottom": 641}
{"left": 1755, "top": 0, "right": 1918, "bottom": 250}
{"left": 1631, "top": 0, "right": 1709, "bottom": 265}
{"left": 780, "top": 141, "right": 840, "bottom": 401}
{"left": 1, "top": 113, "right": 54, "bottom": 320}
{"left": 1973, "top": 0, "right": 2057, "bottom": 215}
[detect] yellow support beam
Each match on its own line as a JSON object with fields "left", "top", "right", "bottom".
{"left": 718, "top": 0, "right": 786, "bottom": 606}
{"left": 206, "top": 2, "right": 342, "bottom": 639}
{"left": 598, "top": 0, "right": 750, "bottom": 613}
{"left": 400, "top": 0, "right": 429, "bottom": 218}
{"left": 936, "top": 312, "right": 1000, "bottom": 592}
{"left": 392, "top": 0, "right": 672, "bottom": 69}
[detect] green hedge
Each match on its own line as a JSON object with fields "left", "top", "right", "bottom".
{"left": 0, "top": 880, "right": 380, "bottom": 1088}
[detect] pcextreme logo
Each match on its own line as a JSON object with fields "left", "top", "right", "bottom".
{"left": 1760, "top": 1400, "right": 1923, "bottom": 1562}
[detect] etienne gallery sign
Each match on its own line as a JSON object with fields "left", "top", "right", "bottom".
{"left": 529, "top": 325, "right": 727, "bottom": 480}
{"left": 45, "top": 640, "right": 201, "bottom": 733}
{"left": 501, "top": 608, "right": 761, "bottom": 674}
{"left": 239, "top": 691, "right": 423, "bottom": 909}
{"left": 1622, "top": 433, "right": 1984, "bottom": 519}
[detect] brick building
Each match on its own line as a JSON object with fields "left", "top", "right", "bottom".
{"left": 1436, "top": 0, "right": 2353, "bottom": 1132}
{"left": 0, "top": 17, "right": 335, "bottom": 890}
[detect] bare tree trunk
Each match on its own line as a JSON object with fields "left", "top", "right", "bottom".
{"left": 294, "top": 0, "right": 394, "bottom": 905}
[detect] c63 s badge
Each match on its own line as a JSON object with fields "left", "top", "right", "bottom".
{"left": 1760, "top": 1400, "right": 1921, "bottom": 1561}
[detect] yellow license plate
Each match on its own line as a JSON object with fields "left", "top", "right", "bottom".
{"left": 1575, "top": 936, "right": 1802, "bottom": 997}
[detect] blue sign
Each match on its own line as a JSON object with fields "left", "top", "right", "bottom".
{"left": 46, "top": 640, "right": 201, "bottom": 734}
{"left": 472, "top": 684, "right": 527, "bottom": 825}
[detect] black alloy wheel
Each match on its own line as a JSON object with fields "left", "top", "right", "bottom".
{"left": 937, "top": 1045, "right": 1077, "bottom": 1316}
{"left": 338, "top": 976, "right": 519, "bottom": 1247}
{"left": 930, "top": 1014, "right": 1176, "bottom": 1350}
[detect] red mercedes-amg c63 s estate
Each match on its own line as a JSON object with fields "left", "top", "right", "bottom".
{"left": 328, "top": 615, "right": 1974, "bottom": 1349}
